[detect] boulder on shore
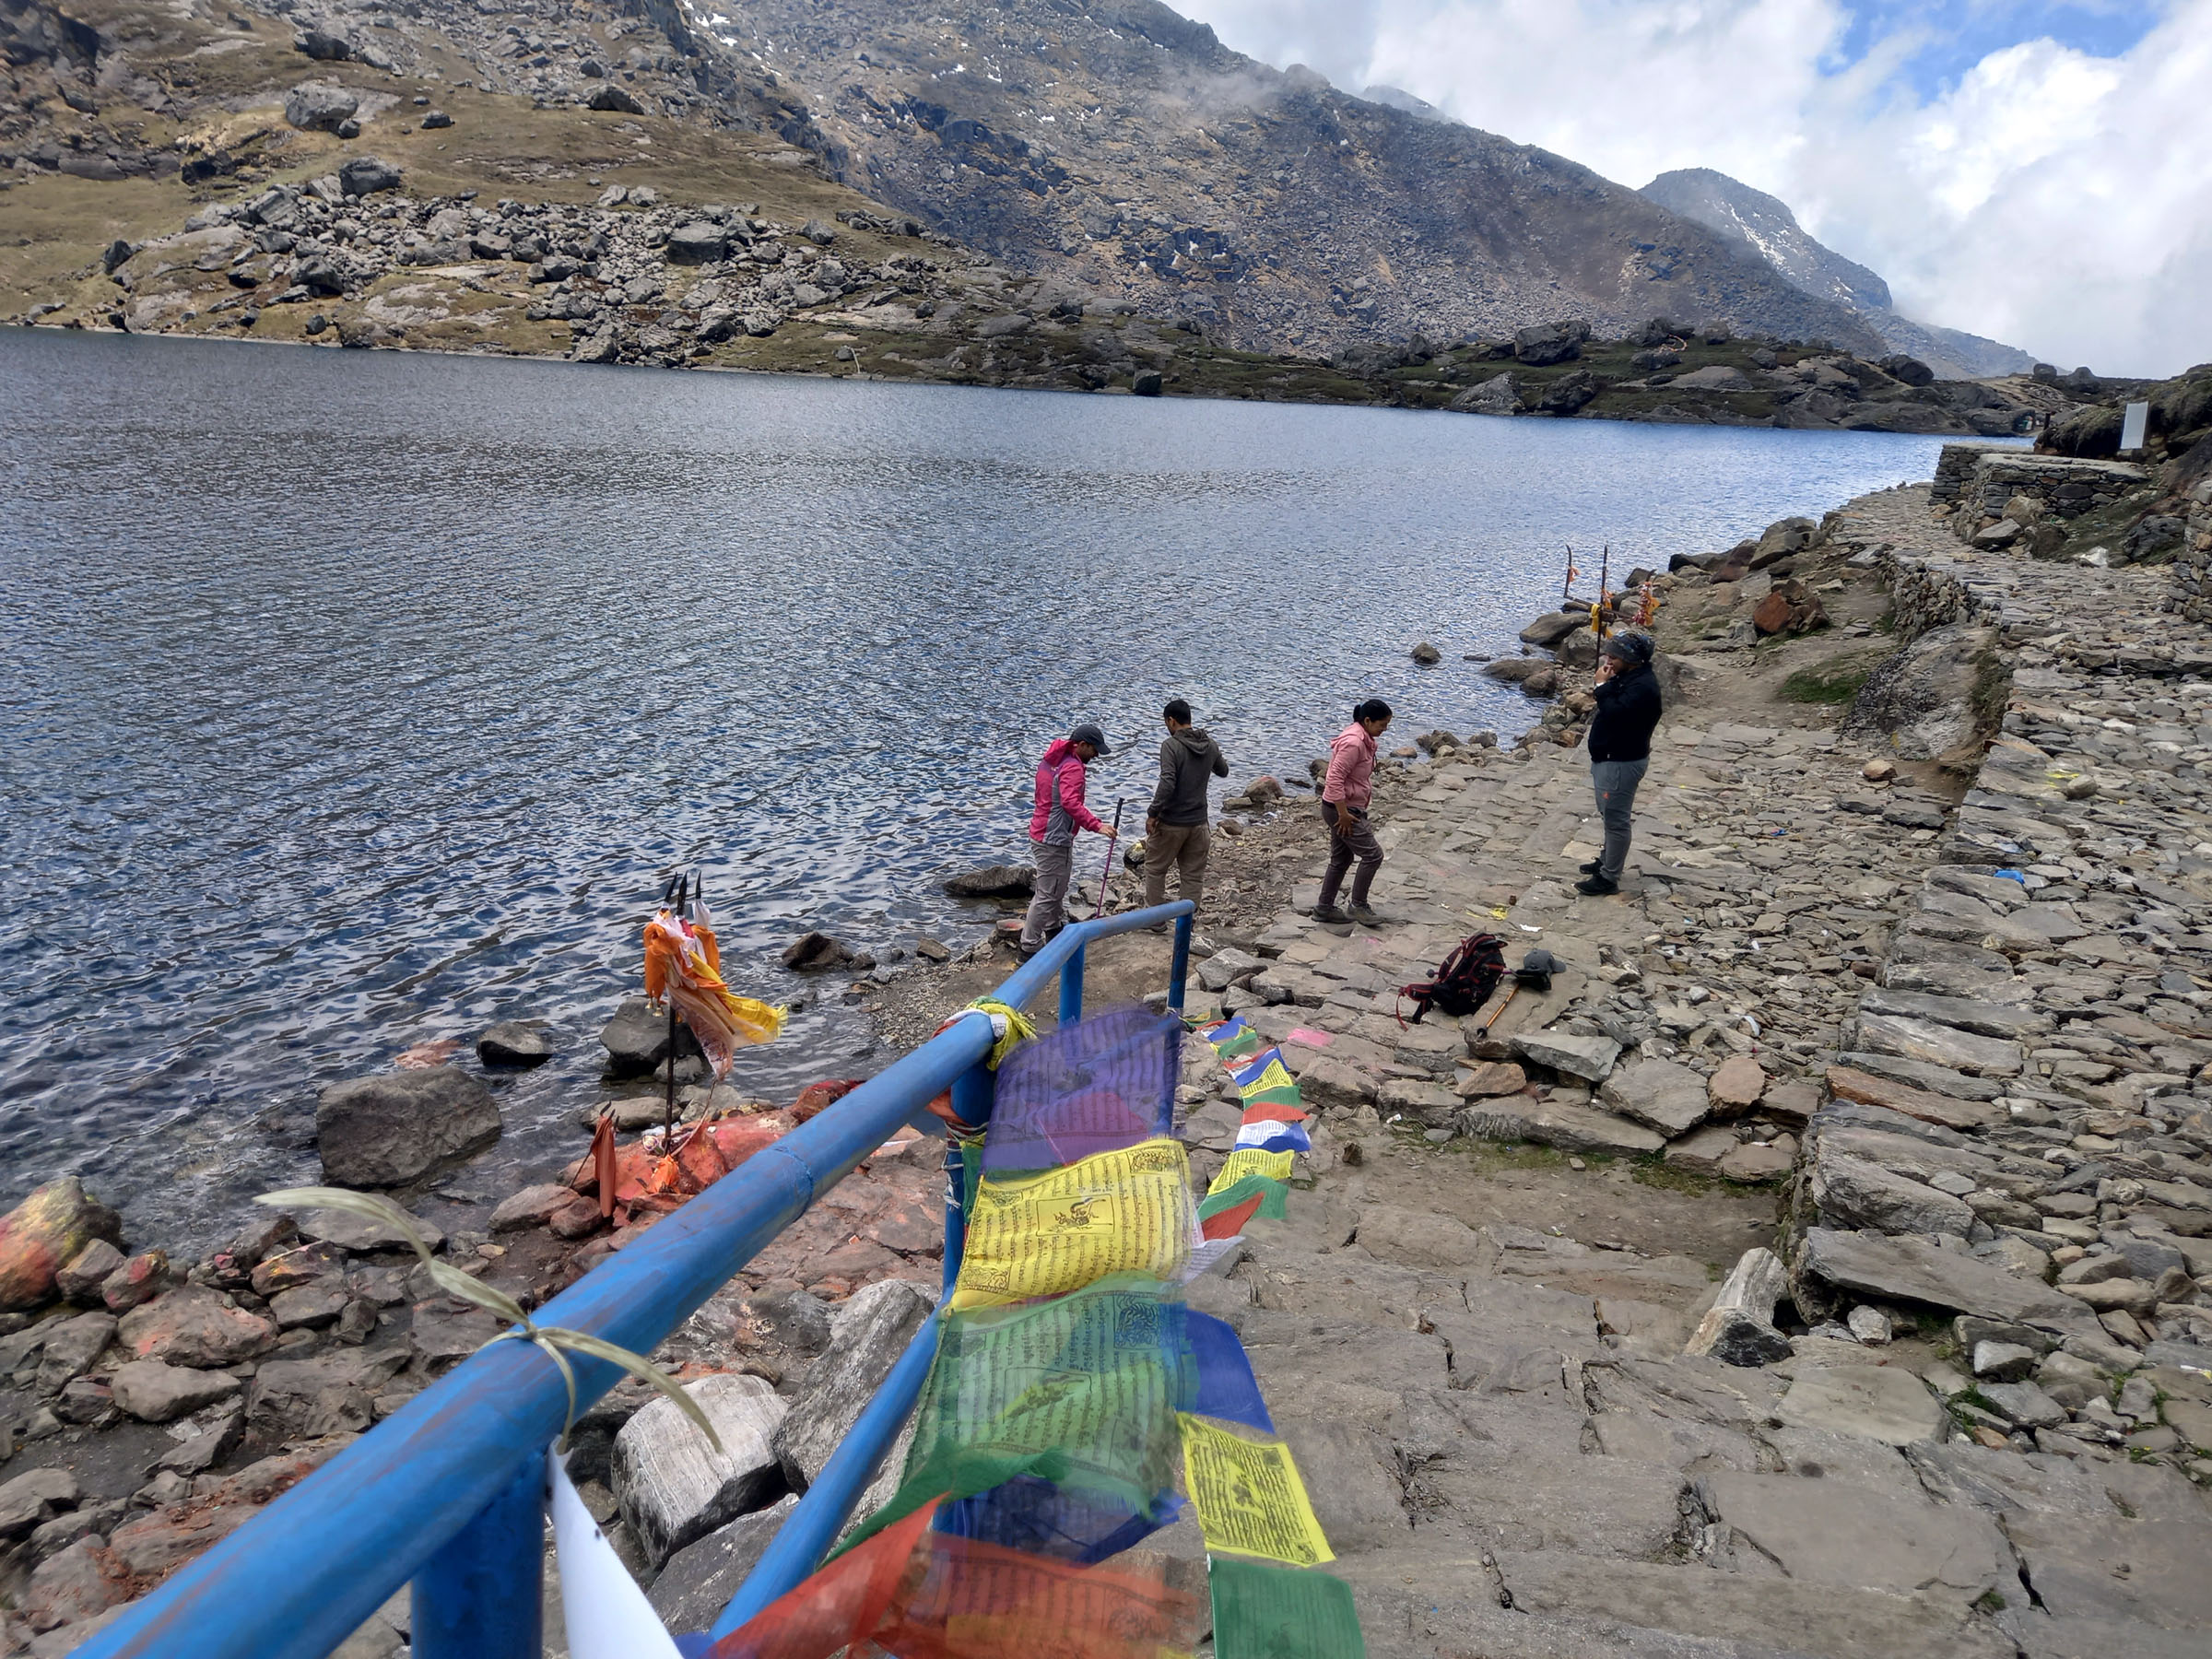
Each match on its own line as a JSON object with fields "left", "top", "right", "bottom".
{"left": 782, "top": 933, "right": 854, "bottom": 973}
{"left": 1518, "top": 612, "right": 1586, "bottom": 649}
{"left": 1512, "top": 323, "right": 1582, "bottom": 367}
{"left": 476, "top": 1021, "right": 551, "bottom": 1068}
{"left": 614, "top": 1372, "right": 788, "bottom": 1568}
{"left": 1751, "top": 577, "right": 1829, "bottom": 638}
{"left": 0, "top": 1179, "right": 124, "bottom": 1313}
{"left": 315, "top": 1067, "right": 502, "bottom": 1187}
{"left": 774, "top": 1280, "right": 936, "bottom": 1496}
{"left": 943, "top": 865, "right": 1035, "bottom": 900}
{"left": 599, "top": 995, "right": 704, "bottom": 1077}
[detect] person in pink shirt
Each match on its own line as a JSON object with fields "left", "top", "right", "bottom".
{"left": 1313, "top": 698, "right": 1392, "bottom": 924}
{"left": 1019, "top": 721, "right": 1112, "bottom": 956}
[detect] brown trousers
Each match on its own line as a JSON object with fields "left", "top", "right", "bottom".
{"left": 1143, "top": 820, "right": 1211, "bottom": 912}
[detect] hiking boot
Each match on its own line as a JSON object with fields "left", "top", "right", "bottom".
{"left": 1579, "top": 859, "right": 1603, "bottom": 875}
{"left": 1310, "top": 904, "right": 1350, "bottom": 924}
{"left": 1347, "top": 902, "right": 1382, "bottom": 924}
{"left": 1575, "top": 874, "right": 1619, "bottom": 897}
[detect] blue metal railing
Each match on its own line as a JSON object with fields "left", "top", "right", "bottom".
{"left": 75, "top": 902, "right": 1195, "bottom": 1659}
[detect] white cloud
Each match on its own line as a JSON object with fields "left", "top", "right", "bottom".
{"left": 1176, "top": 0, "right": 2210, "bottom": 375}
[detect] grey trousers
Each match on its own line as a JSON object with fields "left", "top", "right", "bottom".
{"left": 1143, "top": 820, "right": 1211, "bottom": 913}
{"left": 1593, "top": 758, "right": 1649, "bottom": 881}
{"left": 1318, "top": 803, "right": 1382, "bottom": 908}
{"left": 1021, "top": 840, "right": 1076, "bottom": 949}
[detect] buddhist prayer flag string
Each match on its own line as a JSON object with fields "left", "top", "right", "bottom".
{"left": 688, "top": 1004, "right": 1360, "bottom": 1658}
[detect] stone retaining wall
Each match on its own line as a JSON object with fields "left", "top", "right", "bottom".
{"left": 2169, "top": 475, "right": 2212, "bottom": 624}
{"left": 1930, "top": 442, "right": 2149, "bottom": 547}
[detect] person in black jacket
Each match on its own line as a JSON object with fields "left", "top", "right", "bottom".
{"left": 1144, "top": 698, "right": 1230, "bottom": 919}
{"left": 1577, "top": 632, "right": 1663, "bottom": 897}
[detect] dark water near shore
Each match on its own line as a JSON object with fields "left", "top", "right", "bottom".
{"left": 0, "top": 327, "right": 1971, "bottom": 1250}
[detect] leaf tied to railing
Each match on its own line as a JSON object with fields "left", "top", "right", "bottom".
{"left": 254, "top": 1187, "right": 723, "bottom": 1455}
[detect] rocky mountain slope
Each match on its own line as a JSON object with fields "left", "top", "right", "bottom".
{"left": 0, "top": 0, "right": 2055, "bottom": 437}
{"left": 1641, "top": 168, "right": 2036, "bottom": 382}
{"left": 649, "top": 0, "right": 1884, "bottom": 358}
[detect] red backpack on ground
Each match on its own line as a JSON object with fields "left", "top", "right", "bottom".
{"left": 1397, "top": 933, "right": 1506, "bottom": 1024}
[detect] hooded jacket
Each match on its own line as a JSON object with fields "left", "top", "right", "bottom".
{"left": 1323, "top": 722, "right": 1378, "bottom": 811}
{"left": 1029, "top": 737, "right": 1108, "bottom": 845}
{"left": 1149, "top": 725, "right": 1230, "bottom": 827}
{"left": 1587, "top": 662, "right": 1663, "bottom": 763}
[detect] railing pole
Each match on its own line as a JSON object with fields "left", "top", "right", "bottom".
{"left": 1059, "top": 940, "right": 1086, "bottom": 1028}
{"left": 943, "top": 1055, "right": 994, "bottom": 1298}
{"left": 1169, "top": 912, "right": 1194, "bottom": 1017}
{"left": 411, "top": 1449, "right": 545, "bottom": 1659}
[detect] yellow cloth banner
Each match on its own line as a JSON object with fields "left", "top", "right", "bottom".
{"left": 951, "top": 1139, "right": 1195, "bottom": 1311}
{"left": 1177, "top": 1415, "right": 1334, "bottom": 1567}
{"left": 1235, "top": 1059, "right": 1296, "bottom": 1100}
{"left": 1206, "top": 1147, "right": 1294, "bottom": 1196}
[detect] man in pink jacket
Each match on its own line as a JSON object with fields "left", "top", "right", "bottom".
{"left": 1020, "top": 722, "right": 1112, "bottom": 955}
{"left": 1313, "top": 698, "right": 1393, "bottom": 924}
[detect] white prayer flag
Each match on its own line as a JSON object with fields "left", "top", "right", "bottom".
{"left": 548, "top": 1449, "right": 684, "bottom": 1659}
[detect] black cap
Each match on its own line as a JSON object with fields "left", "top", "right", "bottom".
{"left": 1603, "top": 632, "right": 1655, "bottom": 665}
{"left": 1070, "top": 722, "right": 1112, "bottom": 757}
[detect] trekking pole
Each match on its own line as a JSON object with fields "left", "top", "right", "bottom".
{"left": 1095, "top": 798, "right": 1127, "bottom": 918}
{"left": 663, "top": 869, "right": 692, "bottom": 1147}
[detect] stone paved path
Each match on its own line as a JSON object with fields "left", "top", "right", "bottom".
{"left": 1164, "top": 482, "right": 2212, "bottom": 1657}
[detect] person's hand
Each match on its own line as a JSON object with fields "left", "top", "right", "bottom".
{"left": 1146, "top": 816, "right": 1160, "bottom": 837}
{"left": 1596, "top": 655, "right": 1618, "bottom": 683}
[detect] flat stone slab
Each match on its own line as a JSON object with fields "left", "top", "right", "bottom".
{"left": 1859, "top": 987, "right": 2052, "bottom": 1041}
{"left": 1776, "top": 1365, "right": 1946, "bottom": 1446}
{"left": 1356, "top": 1204, "right": 1486, "bottom": 1270}
{"left": 1701, "top": 1469, "right": 2010, "bottom": 1605}
{"left": 1796, "top": 1228, "right": 2089, "bottom": 1331}
{"left": 1836, "top": 1051, "right": 2005, "bottom": 1102}
{"left": 1509, "top": 1029, "right": 1622, "bottom": 1083}
{"left": 1485, "top": 1551, "right": 2017, "bottom": 1659}
{"left": 1809, "top": 1151, "right": 1977, "bottom": 1237}
{"left": 1599, "top": 1056, "right": 1711, "bottom": 1136}
{"left": 1826, "top": 1065, "right": 2003, "bottom": 1131}
{"left": 1854, "top": 1013, "right": 2022, "bottom": 1078}
{"left": 1458, "top": 1095, "right": 1664, "bottom": 1158}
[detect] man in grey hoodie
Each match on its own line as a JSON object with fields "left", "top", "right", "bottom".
{"left": 1144, "top": 698, "right": 1230, "bottom": 917}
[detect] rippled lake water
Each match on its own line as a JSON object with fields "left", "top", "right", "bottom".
{"left": 0, "top": 326, "right": 1972, "bottom": 1248}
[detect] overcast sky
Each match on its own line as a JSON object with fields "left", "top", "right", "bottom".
{"left": 1172, "top": 1, "right": 2207, "bottom": 377}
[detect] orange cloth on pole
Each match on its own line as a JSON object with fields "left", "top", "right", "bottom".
{"left": 642, "top": 907, "right": 784, "bottom": 1078}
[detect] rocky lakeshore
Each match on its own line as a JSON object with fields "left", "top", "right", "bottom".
{"left": 6, "top": 438, "right": 2212, "bottom": 1655}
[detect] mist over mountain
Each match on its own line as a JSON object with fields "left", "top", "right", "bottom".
{"left": 1641, "top": 168, "right": 2035, "bottom": 381}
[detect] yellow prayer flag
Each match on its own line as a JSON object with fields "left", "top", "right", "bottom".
{"left": 1207, "top": 1147, "right": 1294, "bottom": 1196}
{"left": 1235, "top": 1059, "right": 1296, "bottom": 1100}
{"left": 951, "top": 1138, "right": 1195, "bottom": 1311}
{"left": 1177, "top": 1414, "right": 1335, "bottom": 1567}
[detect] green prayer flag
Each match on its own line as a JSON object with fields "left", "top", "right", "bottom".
{"left": 1209, "top": 1557, "right": 1366, "bottom": 1658}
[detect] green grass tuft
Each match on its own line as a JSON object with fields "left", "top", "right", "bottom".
{"left": 1779, "top": 660, "right": 1876, "bottom": 705}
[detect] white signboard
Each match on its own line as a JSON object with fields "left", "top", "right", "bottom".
{"left": 2120, "top": 400, "right": 2150, "bottom": 453}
